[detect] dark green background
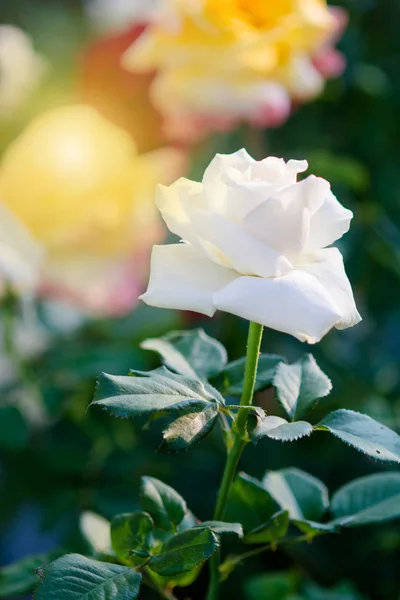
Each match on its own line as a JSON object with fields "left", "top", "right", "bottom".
{"left": 0, "top": 0, "right": 399, "bottom": 598}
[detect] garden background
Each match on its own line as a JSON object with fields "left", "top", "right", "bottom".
{"left": 0, "top": 0, "right": 400, "bottom": 598}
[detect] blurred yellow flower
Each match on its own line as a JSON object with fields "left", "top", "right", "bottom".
{"left": 124, "top": 0, "right": 343, "bottom": 138}
{"left": 0, "top": 105, "right": 184, "bottom": 313}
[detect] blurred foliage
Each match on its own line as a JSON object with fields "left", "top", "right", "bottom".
{"left": 1, "top": 0, "right": 400, "bottom": 599}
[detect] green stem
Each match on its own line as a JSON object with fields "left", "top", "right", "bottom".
{"left": 236, "top": 321, "right": 264, "bottom": 434}
{"left": 206, "top": 321, "right": 263, "bottom": 600}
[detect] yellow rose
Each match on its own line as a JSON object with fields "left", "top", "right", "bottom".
{"left": 124, "top": 0, "right": 341, "bottom": 137}
{"left": 0, "top": 105, "right": 183, "bottom": 313}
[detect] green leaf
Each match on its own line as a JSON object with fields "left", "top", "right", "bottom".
{"left": 244, "top": 510, "right": 290, "bottom": 544}
{"left": 226, "top": 473, "right": 280, "bottom": 532}
{"left": 316, "top": 409, "right": 400, "bottom": 463}
{"left": 262, "top": 468, "right": 329, "bottom": 522}
{"left": 304, "top": 580, "right": 365, "bottom": 600}
{"left": 178, "top": 511, "right": 198, "bottom": 532}
{"left": 330, "top": 472, "right": 400, "bottom": 527}
{"left": 141, "top": 329, "right": 227, "bottom": 379}
{"left": 251, "top": 416, "right": 313, "bottom": 442}
{"left": 93, "top": 369, "right": 221, "bottom": 419}
{"left": 160, "top": 400, "right": 219, "bottom": 452}
{"left": 195, "top": 521, "right": 243, "bottom": 539}
{"left": 0, "top": 406, "right": 29, "bottom": 450}
{"left": 146, "top": 566, "right": 203, "bottom": 591}
{"left": 291, "top": 519, "right": 338, "bottom": 538}
{"left": 222, "top": 354, "right": 286, "bottom": 396}
{"left": 244, "top": 571, "right": 297, "bottom": 600}
{"left": 0, "top": 553, "right": 57, "bottom": 598}
{"left": 111, "top": 512, "right": 154, "bottom": 564}
{"left": 35, "top": 554, "right": 141, "bottom": 600}
{"left": 140, "top": 477, "right": 187, "bottom": 531}
{"left": 273, "top": 355, "right": 332, "bottom": 421}
{"left": 148, "top": 528, "right": 219, "bottom": 577}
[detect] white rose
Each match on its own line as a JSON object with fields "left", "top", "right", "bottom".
{"left": 140, "top": 149, "right": 361, "bottom": 344}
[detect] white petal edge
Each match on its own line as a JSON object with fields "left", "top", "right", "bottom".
{"left": 306, "top": 190, "right": 353, "bottom": 251}
{"left": 155, "top": 178, "right": 204, "bottom": 242}
{"left": 243, "top": 175, "right": 330, "bottom": 259}
{"left": 187, "top": 208, "right": 292, "bottom": 277}
{"left": 202, "top": 149, "right": 255, "bottom": 212}
{"left": 214, "top": 270, "right": 342, "bottom": 344}
{"left": 296, "top": 248, "right": 361, "bottom": 330}
{"left": 140, "top": 243, "right": 239, "bottom": 316}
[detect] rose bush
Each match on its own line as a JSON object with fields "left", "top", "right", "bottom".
{"left": 0, "top": 105, "right": 183, "bottom": 314}
{"left": 141, "top": 149, "right": 361, "bottom": 343}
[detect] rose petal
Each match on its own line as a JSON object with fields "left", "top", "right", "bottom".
{"left": 140, "top": 243, "right": 239, "bottom": 316}
{"left": 214, "top": 270, "right": 342, "bottom": 344}
{"left": 187, "top": 208, "right": 292, "bottom": 277}
{"left": 223, "top": 156, "right": 308, "bottom": 222}
{"left": 249, "top": 157, "right": 308, "bottom": 184}
{"left": 202, "top": 149, "right": 255, "bottom": 211}
{"left": 156, "top": 177, "right": 203, "bottom": 242}
{"left": 306, "top": 191, "right": 353, "bottom": 251}
{"left": 296, "top": 248, "right": 361, "bottom": 329}
{"left": 244, "top": 175, "right": 330, "bottom": 258}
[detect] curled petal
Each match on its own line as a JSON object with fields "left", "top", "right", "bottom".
{"left": 306, "top": 191, "right": 353, "bottom": 251}
{"left": 296, "top": 248, "right": 361, "bottom": 330}
{"left": 202, "top": 149, "right": 255, "bottom": 211}
{"left": 140, "top": 243, "right": 238, "bottom": 316}
{"left": 156, "top": 177, "right": 203, "bottom": 242}
{"left": 187, "top": 208, "right": 292, "bottom": 277}
{"left": 214, "top": 270, "right": 342, "bottom": 344}
{"left": 244, "top": 175, "right": 330, "bottom": 258}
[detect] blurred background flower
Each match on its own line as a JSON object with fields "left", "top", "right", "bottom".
{"left": 85, "top": 0, "right": 161, "bottom": 34}
{"left": 123, "top": 0, "right": 347, "bottom": 140}
{"left": 0, "top": 25, "right": 47, "bottom": 120}
{"left": 80, "top": 26, "right": 170, "bottom": 154}
{"left": 0, "top": 105, "right": 183, "bottom": 315}
{"left": 0, "top": 203, "right": 43, "bottom": 293}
